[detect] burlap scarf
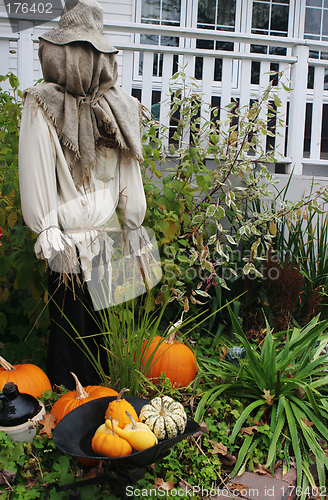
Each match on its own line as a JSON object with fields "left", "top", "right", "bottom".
{"left": 23, "top": 39, "right": 143, "bottom": 187}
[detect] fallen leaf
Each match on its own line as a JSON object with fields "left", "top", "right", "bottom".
{"left": 154, "top": 478, "right": 175, "bottom": 491}
{"left": 301, "top": 418, "right": 314, "bottom": 427}
{"left": 83, "top": 461, "right": 104, "bottom": 481}
{"left": 83, "top": 468, "right": 101, "bottom": 481}
{"left": 208, "top": 440, "right": 228, "bottom": 455}
{"left": 25, "top": 479, "right": 38, "bottom": 490}
{"left": 240, "top": 426, "right": 258, "bottom": 435}
{"left": 229, "top": 482, "right": 250, "bottom": 494}
{"left": 200, "top": 421, "right": 209, "bottom": 434}
{"left": 261, "top": 388, "right": 275, "bottom": 405}
{"left": 38, "top": 413, "right": 57, "bottom": 439}
{"left": 220, "top": 347, "right": 230, "bottom": 360}
{"left": 273, "top": 460, "right": 282, "bottom": 471}
{"left": 221, "top": 454, "right": 237, "bottom": 467}
{"left": 253, "top": 463, "right": 270, "bottom": 475}
{"left": 208, "top": 439, "right": 237, "bottom": 466}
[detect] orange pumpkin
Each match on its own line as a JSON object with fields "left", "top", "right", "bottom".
{"left": 141, "top": 332, "right": 198, "bottom": 387}
{"left": 0, "top": 356, "right": 52, "bottom": 399}
{"left": 105, "top": 388, "right": 139, "bottom": 428}
{"left": 91, "top": 418, "right": 132, "bottom": 458}
{"left": 51, "top": 373, "right": 118, "bottom": 423}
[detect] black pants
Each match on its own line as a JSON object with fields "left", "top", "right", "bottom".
{"left": 46, "top": 271, "right": 106, "bottom": 391}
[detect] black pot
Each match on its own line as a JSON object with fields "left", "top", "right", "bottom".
{"left": 53, "top": 396, "right": 200, "bottom": 468}
{"left": 0, "top": 382, "right": 41, "bottom": 427}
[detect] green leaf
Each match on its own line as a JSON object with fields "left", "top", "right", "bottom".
{"left": 5, "top": 151, "right": 14, "bottom": 166}
{"left": 195, "top": 289, "right": 211, "bottom": 298}
{"left": 284, "top": 398, "right": 302, "bottom": 485}
{"left": 266, "top": 411, "right": 286, "bottom": 467}
{"left": 143, "top": 144, "right": 152, "bottom": 157}
{"left": 273, "top": 94, "right": 282, "bottom": 107}
{"left": 194, "top": 384, "right": 231, "bottom": 423}
{"left": 1, "top": 182, "right": 14, "bottom": 197}
{"left": 231, "top": 399, "right": 266, "bottom": 440}
{"left": 228, "top": 306, "right": 267, "bottom": 390}
{"left": 177, "top": 253, "right": 190, "bottom": 263}
{"left": 152, "top": 148, "right": 160, "bottom": 161}
{"left": 163, "top": 187, "right": 175, "bottom": 202}
{"left": 206, "top": 205, "right": 216, "bottom": 217}
{"left": 196, "top": 174, "right": 211, "bottom": 192}
{"left": 0, "top": 257, "right": 11, "bottom": 278}
{"left": 230, "top": 434, "right": 253, "bottom": 476}
{"left": 172, "top": 179, "right": 184, "bottom": 193}
{"left": 290, "top": 396, "right": 328, "bottom": 441}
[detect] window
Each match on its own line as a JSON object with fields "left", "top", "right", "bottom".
{"left": 197, "top": 0, "right": 236, "bottom": 32}
{"left": 139, "top": 0, "right": 181, "bottom": 76}
{"left": 304, "top": 0, "right": 328, "bottom": 41}
{"left": 249, "top": 0, "right": 289, "bottom": 67}
{"left": 251, "top": 0, "right": 290, "bottom": 37}
{"left": 141, "top": 0, "right": 181, "bottom": 26}
{"left": 196, "top": 0, "right": 237, "bottom": 80}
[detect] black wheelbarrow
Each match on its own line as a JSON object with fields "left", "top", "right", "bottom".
{"left": 47, "top": 396, "right": 200, "bottom": 499}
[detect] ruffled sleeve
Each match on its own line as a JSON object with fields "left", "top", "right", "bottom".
{"left": 116, "top": 155, "right": 152, "bottom": 257}
{"left": 19, "top": 93, "right": 77, "bottom": 271}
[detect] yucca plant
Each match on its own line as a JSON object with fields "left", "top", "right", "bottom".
{"left": 195, "top": 307, "right": 328, "bottom": 497}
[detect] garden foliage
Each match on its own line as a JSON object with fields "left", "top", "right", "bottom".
{"left": 1, "top": 70, "right": 328, "bottom": 349}
{"left": 141, "top": 68, "right": 328, "bottom": 318}
{"left": 0, "top": 74, "right": 48, "bottom": 367}
{"left": 2, "top": 69, "right": 328, "bottom": 498}
{"left": 196, "top": 308, "right": 328, "bottom": 498}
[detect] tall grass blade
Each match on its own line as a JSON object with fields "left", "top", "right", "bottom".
{"left": 284, "top": 398, "right": 302, "bottom": 485}
{"left": 230, "top": 400, "right": 265, "bottom": 440}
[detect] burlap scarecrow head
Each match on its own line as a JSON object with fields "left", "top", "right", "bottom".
{"left": 39, "top": 0, "right": 118, "bottom": 54}
{"left": 28, "top": 0, "right": 143, "bottom": 187}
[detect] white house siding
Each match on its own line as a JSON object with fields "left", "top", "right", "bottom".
{"left": 102, "top": 0, "right": 135, "bottom": 85}
{"left": 1, "top": 0, "right": 328, "bottom": 192}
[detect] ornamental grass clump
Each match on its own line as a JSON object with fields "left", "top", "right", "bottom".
{"left": 195, "top": 307, "right": 328, "bottom": 498}
{"left": 55, "top": 288, "right": 211, "bottom": 397}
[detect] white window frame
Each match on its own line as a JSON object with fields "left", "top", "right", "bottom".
{"left": 133, "top": 0, "right": 188, "bottom": 84}
{"left": 190, "top": 0, "right": 243, "bottom": 90}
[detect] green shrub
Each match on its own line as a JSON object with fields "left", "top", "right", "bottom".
{"left": 141, "top": 69, "right": 328, "bottom": 328}
{"left": 0, "top": 74, "right": 49, "bottom": 366}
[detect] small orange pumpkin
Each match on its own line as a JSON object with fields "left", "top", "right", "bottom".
{"left": 51, "top": 373, "right": 118, "bottom": 423}
{"left": 91, "top": 418, "right": 132, "bottom": 457}
{"left": 105, "top": 388, "right": 139, "bottom": 428}
{"left": 0, "top": 356, "right": 52, "bottom": 399}
{"left": 141, "top": 331, "right": 197, "bottom": 388}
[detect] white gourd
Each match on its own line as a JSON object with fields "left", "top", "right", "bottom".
{"left": 139, "top": 396, "right": 187, "bottom": 440}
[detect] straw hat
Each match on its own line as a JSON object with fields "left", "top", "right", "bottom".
{"left": 39, "top": 0, "right": 118, "bottom": 54}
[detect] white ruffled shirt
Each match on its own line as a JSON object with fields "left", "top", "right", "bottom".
{"left": 19, "top": 93, "right": 150, "bottom": 282}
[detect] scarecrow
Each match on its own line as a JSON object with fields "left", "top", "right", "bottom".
{"left": 19, "top": 0, "right": 152, "bottom": 390}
